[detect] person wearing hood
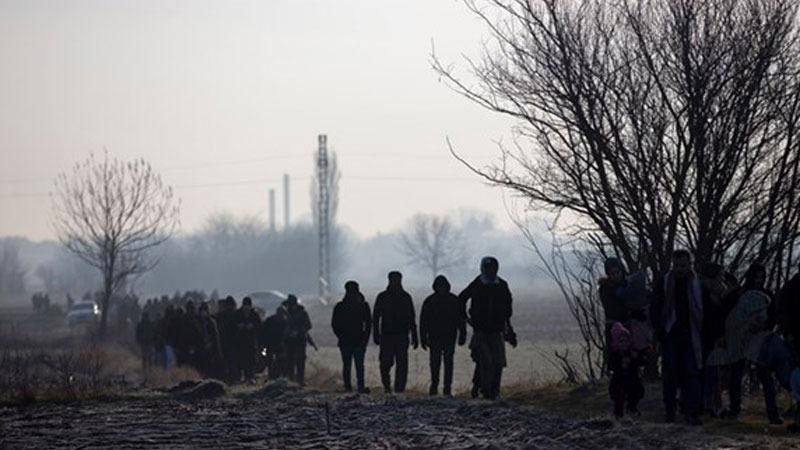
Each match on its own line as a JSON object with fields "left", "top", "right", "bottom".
{"left": 261, "top": 303, "right": 288, "bottom": 380}
{"left": 651, "top": 249, "right": 704, "bottom": 425}
{"left": 332, "top": 281, "right": 372, "bottom": 393}
{"left": 723, "top": 263, "right": 781, "bottom": 424}
{"left": 459, "top": 256, "right": 513, "bottom": 400}
{"left": 373, "top": 271, "right": 418, "bottom": 394}
{"left": 284, "top": 295, "right": 312, "bottom": 386}
{"left": 420, "top": 275, "right": 467, "bottom": 396}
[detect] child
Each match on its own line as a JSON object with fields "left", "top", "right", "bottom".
{"left": 609, "top": 321, "right": 645, "bottom": 418}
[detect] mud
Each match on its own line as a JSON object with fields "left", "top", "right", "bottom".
{"left": 1, "top": 386, "right": 796, "bottom": 449}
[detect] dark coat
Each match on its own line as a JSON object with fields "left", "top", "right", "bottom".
{"left": 135, "top": 318, "right": 155, "bottom": 347}
{"left": 285, "top": 305, "right": 312, "bottom": 345}
{"left": 599, "top": 278, "right": 631, "bottom": 323}
{"left": 420, "top": 280, "right": 465, "bottom": 346}
{"left": 235, "top": 308, "right": 261, "bottom": 349}
{"left": 261, "top": 312, "right": 287, "bottom": 350}
{"left": 373, "top": 286, "right": 417, "bottom": 341}
{"left": 778, "top": 273, "right": 800, "bottom": 349}
{"left": 458, "top": 276, "right": 513, "bottom": 333}
{"left": 331, "top": 292, "right": 372, "bottom": 348}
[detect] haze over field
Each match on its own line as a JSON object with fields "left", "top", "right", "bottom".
{"left": 0, "top": 0, "right": 519, "bottom": 242}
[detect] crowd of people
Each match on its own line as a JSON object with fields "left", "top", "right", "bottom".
{"left": 601, "top": 250, "right": 800, "bottom": 430}
{"left": 129, "top": 252, "right": 800, "bottom": 430}
{"left": 135, "top": 294, "right": 314, "bottom": 385}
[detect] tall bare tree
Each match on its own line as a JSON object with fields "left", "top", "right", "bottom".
{"left": 52, "top": 152, "right": 179, "bottom": 337}
{"left": 434, "top": 0, "right": 800, "bottom": 284}
{"left": 399, "top": 214, "right": 467, "bottom": 279}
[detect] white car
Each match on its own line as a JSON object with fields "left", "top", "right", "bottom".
{"left": 66, "top": 302, "right": 101, "bottom": 328}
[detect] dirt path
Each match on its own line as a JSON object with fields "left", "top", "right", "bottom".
{"left": 0, "top": 388, "right": 796, "bottom": 449}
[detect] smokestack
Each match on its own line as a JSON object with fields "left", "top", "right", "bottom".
{"left": 269, "top": 189, "right": 276, "bottom": 232}
{"left": 283, "top": 173, "right": 290, "bottom": 228}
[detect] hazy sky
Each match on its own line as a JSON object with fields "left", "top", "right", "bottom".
{"left": 0, "top": 0, "right": 519, "bottom": 240}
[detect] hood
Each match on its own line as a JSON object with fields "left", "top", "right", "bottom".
{"left": 433, "top": 275, "right": 451, "bottom": 295}
{"left": 480, "top": 256, "right": 499, "bottom": 285}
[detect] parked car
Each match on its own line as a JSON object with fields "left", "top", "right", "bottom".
{"left": 66, "top": 301, "right": 100, "bottom": 328}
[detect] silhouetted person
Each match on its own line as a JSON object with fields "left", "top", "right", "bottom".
{"left": 197, "top": 302, "right": 223, "bottom": 379}
{"left": 284, "top": 295, "right": 312, "bottom": 386}
{"left": 698, "top": 262, "right": 733, "bottom": 417}
{"left": 215, "top": 296, "right": 238, "bottom": 382}
{"left": 373, "top": 271, "right": 418, "bottom": 394}
{"left": 135, "top": 312, "right": 156, "bottom": 369}
{"left": 724, "top": 263, "right": 781, "bottom": 424}
{"left": 261, "top": 304, "right": 288, "bottom": 380}
{"left": 182, "top": 301, "right": 203, "bottom": 369}
{"left": 332, "top": 281, "right": 372, "bottom": 393}
{"left": 420, "top": 275, "right": 466, "bottom": 396}
{"left": 651, "top": 249, "right": 704, "bottom": 425}
{"left": 599, "top": 258, "right": 645, "bottom": 417}
{"left": 459, "top": 257, "right": 513, "bottom": 400}
{"left": 779, "top": 263, "right": 800, "bottom": 354}
{"left": 235, "top": 297, "right": 261, "bottom": 383}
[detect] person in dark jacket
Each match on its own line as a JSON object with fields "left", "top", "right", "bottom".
{"left": 420, "top": 275, "right": 466, "bottom": 396}
{"left": 284, "top": 295, "right": 312, "bottom": 386}
{"left": 235, "top": 297, "right": 262, "bottom": 383}
{"left": 215, "top": 296, "right": 238, "bottom": 383}
{"left": 373, "top": 271, "right": 418, "bottom": 394}
{"left": 261, "top": 304, "right": 288, "bottom": 380}
{"left": 332, "top": 281, "right": 372, "bottom": 393}
{"left": 459, "top": 256, "right": 513, "bottom": 400}
{"left": 197, "top": 302, "right": 223, "bottom": 379}
{"left": 698, "top": 262, "right": 731, "bottom": 417}
{"left": 651, "top": 249, "right": 704, "bottom": 425}
{"left": 599, "top": 257, "right": 645, "bottom": 418}
{"left": 135, "top": 312, "right": 156, "bottom": 369}
{"left": 778, "top": 263, "right": 800, "bottom": 354}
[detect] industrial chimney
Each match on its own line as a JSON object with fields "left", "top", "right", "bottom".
{"left": 269, "top": 189, "right": 276, "bottom": 232}
{"left": 283, "top": 173, "right": 290, "bottom": 228}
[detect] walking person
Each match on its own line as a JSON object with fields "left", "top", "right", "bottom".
{"left": 651, "top": 249, "right": 704, "bottom": 425}
{"left": 331, "top": 281, "right": 372, "bottom": 393}
{"left": 284, "top": 295, "right": 312, "bottom": 386}
{"left": 459, "top": 256, "right": 513, "bottom": 400}
{"left": 373, "top": 271, "right": 418, "bottom": 394}
{"left": 420, "top": 275, "right": 466, "bottom": 397}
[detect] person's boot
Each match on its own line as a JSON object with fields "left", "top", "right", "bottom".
{"left": 357, "top": 387, "right": 370, "bottom": 394}
{"left": 470, "top": 383, "right": 480, "bottom": 399}
{"left": 429, "top": 385, "right": 438, "bottom": 396}
{"left": 443, "top": 386, "right": 452, "bottom": 397}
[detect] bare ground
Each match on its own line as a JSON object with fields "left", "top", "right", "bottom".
{"left": 1, "top": 384, "right": 797, "bottom": 450}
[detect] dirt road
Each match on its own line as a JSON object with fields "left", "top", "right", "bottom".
{"left": 1, "top": 385, "right": 796, "bottom": 450}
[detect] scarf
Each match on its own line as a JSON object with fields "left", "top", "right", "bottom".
{"left": 662, "top": 270, "right": 704, "bottom": 368}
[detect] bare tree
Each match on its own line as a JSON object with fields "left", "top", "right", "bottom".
{"left": 434, "top": 0, "right": 800, "bottom": 283}
{"left": 52, "top": 152, "right": 179, "bottom": 337}
{"left": 399, "top": 214, "right": 467, "bottom": 279}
